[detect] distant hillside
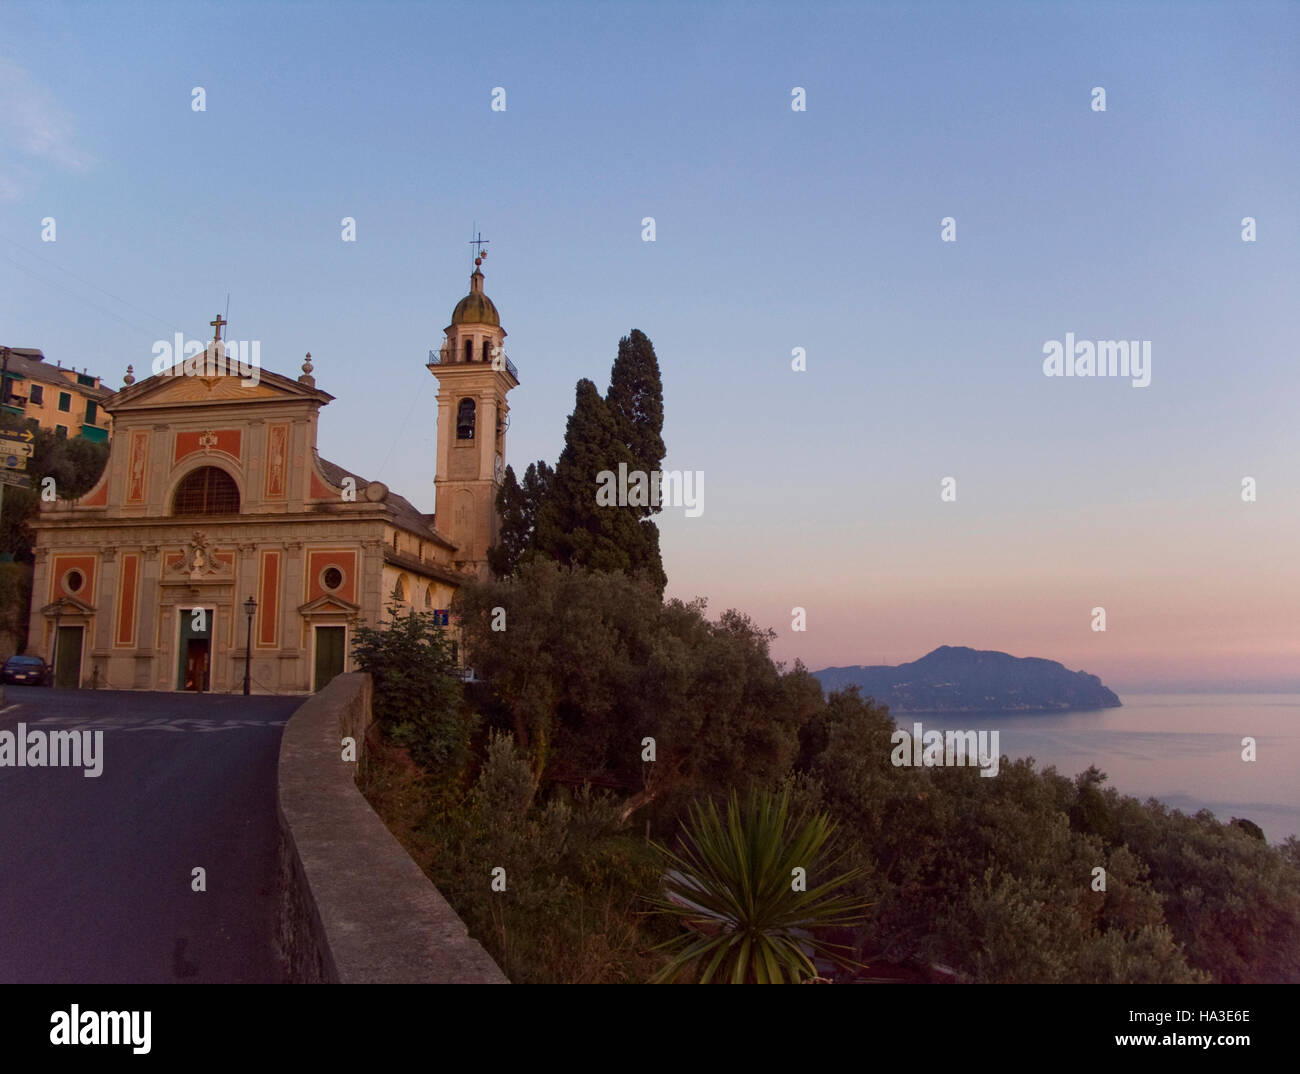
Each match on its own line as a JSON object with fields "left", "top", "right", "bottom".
{"left": 813, "top": 646, "right": 1122, "bottom": 714}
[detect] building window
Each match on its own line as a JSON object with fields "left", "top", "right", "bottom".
{"left": 29, "top": 385, "right": 43, "bottom": 405}
{"left": 393, "top": 576, "right": 406, "bottom": 601}
{"left": 63, "top": 568, "right": 85, "bottom": 594}
{"left": 481, "top": 339, "right": 491, "bottom": 362}
{"left": 58, "top": 392, "right": 71, "bottom": 412}
{"left": 322, "top": 566, "right": 343, "bottom": 591}
{"left": 456, "top": 398, "right": 476, "bottom": 440}
{"left": 55, "top": 425, "right": 68, "bottom": 438}
{"left": 85, "top": 400, "right": 98, "bottom": 423}
{"left": 392, "top": 531, "right": 399, "bottom": 552}
{"left": 424, "top": 586, "right": 433, "bottom": 608}
{"left": 464, "top": 338, "right": 473, "bottom": 363}
{"left": 172, "top": 466, "right": 240, "bottom": 515}
{"left": 76, "top": 373, "right": 95, "bottom": 387}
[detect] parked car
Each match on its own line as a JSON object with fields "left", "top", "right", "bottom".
{"left": 2, "top": 655, "right": 52, "bottom": 686}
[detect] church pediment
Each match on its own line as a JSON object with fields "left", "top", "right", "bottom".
{"left": 299, "top": 593, "right": 361, "bottom": 617}
{"left": 40, "top": 596, "right": 96, "bottom": 617}
{"left": 108, "top": 364, "right": 334, "bottom": 412}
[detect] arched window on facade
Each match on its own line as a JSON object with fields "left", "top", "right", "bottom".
{"left": 393, "top": 575, "right": 406, "bottom": 602}
{"left": 172, "top": 466, "right": 240, "bottom": 515}
{"left": 464, "top": 338, "right": 473, "bottom": 363}
{"left": 456, "top": 398, "right": 476, "bottom": 440}
{"left": 424, "top": 585, "right": 433, "bottom": 608}
{"left": 481, "top": 339, "right": 492, "bottom": 363}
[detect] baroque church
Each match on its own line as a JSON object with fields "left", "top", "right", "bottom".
{"left": 27, "top": 258, "right": 517, "bottom": 693}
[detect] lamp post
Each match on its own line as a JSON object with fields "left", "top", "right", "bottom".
{"left": 242, "top": 596, "right": 257, "bottom": 695}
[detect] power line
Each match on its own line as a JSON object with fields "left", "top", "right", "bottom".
{"left": 0, "top": 250, "right": 165, "bottom": 341}
{"left": 0, "top": 232, "right": 186, "bottom": 337}
{"left": 374, "top": 370, "right": 433, "bottom": 478}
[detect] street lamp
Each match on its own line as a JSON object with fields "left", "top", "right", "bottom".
{"left": 242, "top": 596, "right": 257, "bottom": 695}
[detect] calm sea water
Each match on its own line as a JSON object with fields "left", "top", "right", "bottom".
{"left": 911, "top": 694, "right": 1300, "bottom": 844}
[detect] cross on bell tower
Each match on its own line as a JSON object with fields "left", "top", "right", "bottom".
{"left": 469, "top": 230, "right": 489, "bottom": 267}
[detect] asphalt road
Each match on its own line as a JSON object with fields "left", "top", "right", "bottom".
{"left": 0, "top": 687, "right": 303, "bottom": 983}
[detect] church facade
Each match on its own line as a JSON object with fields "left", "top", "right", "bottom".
{"left": 26, "top": 263, "right": 517, "bottom": 693}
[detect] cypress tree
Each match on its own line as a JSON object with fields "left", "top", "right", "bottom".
{"left": 509, "top": 329, "right": 669, "bottom": 593}
{"left": 488, "top": 465, "right": 526, "bottom": 577}
{"left": 488, "top": 461, "right": 555, "bottom": 577}
{"left": 534, "top": 379, "right": 658, "bottom": 583}
{"left": 605, "top": 329, "right": 665, "bottom": 518}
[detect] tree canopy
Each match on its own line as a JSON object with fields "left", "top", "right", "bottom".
{"left": 0, "top": 418, "right": 109, "bottom": 561}
{"left": 487, "top": 330, "right": 667, "bottom": 593}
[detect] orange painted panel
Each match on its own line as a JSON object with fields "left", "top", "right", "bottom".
{"left": 306, "top": 549, "right": 358, "bottom": 604}
{"left": 174, "top": 429, "right": 242, "bottom": 464}
{"left": 51, "top": 555, "right": 96, "bottom": 603}
{"left": 258, "top": 550, "right": 280, "bottom": 648}
{"left": 81, "top": 480, "right": 108, "bottom": 507}
{"left": 115, "top": 554, "right": 139, "bottom": 647}
{"left": 309, "top": 468, "right": 333, "bottom": 500}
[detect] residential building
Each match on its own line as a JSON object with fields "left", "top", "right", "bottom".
{"left": 0, "top": 347, "right": 113, "bottom": 442}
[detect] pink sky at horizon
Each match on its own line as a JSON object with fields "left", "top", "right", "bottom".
{"left": 661, "top": 490, "right": 1300, "bottom": 694}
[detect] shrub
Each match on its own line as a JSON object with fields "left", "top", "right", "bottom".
{"left": 350, "top": 602, "right": 473, "bottom": 776}
{"left": 647, "top": 786, "right": 869, "bottom": 983}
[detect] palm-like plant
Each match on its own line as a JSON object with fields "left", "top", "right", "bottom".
{"left": 646, "top": 787, "right": 869, "bottom": 983}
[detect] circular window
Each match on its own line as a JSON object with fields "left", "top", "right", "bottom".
{"left": 322, "top": 566, "right": 343, "bottom": 591}
{"left": 64, "top": 569, "right": 85, "bottom": 594}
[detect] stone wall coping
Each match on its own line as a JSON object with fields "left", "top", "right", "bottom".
{"left": 276, "top": 672, "right": 507, "bottom": 983}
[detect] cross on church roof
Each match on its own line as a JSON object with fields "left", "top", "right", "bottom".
{"left": 469, "top": 230, "right": 489, "bottom": 268}
{"left": 209, "top": 314, "right": 227, "bottom": 342}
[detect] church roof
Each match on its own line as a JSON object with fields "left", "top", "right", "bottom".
{"left": 107, "top": 363, "right": 335, "bottom": 409}
{"left": 316, "top": 456, "right": 457, "bottom": 550}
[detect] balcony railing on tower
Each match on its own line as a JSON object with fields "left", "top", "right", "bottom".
{"left": 428, "top": 348, "right": 518, "bottom": 382}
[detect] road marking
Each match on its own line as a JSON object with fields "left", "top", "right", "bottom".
{"left": 19, "top": 715, "right": 285, "bottom": 733}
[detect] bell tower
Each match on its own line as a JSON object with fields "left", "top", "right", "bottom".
{"left": 429, "top": 246, "right": 519, "bottom": 578}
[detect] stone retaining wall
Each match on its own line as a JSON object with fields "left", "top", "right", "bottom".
{"left": 275, "top": 672, "right": 507, "bottom": 983}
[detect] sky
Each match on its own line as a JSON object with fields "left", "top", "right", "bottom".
{"left": 1, "top": 1, "right": 1297, "bottom": 692}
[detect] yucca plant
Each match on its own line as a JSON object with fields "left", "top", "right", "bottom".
{"left": 646, "top": 787, "right": 869, "bottom": 983}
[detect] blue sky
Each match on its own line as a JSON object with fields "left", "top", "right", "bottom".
{"left": 2, "top": 1, "right": 1297, "bottom": 689}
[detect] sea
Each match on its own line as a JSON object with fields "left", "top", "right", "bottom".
{"left": 910, "top": 694, "right": 1300, "bottom": 845}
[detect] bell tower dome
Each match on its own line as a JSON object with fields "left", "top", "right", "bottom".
{"left": 428, "top": 247, "right": 519, "bottom": 578}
